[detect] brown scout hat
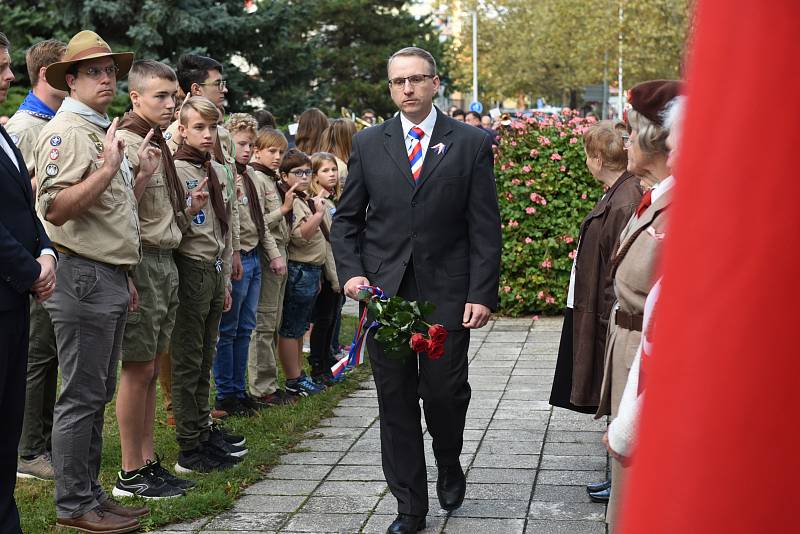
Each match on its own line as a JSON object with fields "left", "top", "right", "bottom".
{"left": 628, "top": 80, "right": 684, "bottom": 126}
{"left": 45, "top": 30, "right": 134, "bottom": 92}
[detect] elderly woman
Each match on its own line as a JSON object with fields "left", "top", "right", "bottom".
{"left": 596, "top": 80, "right": 683, "bottom": 532}
{"left": 550, "top": 121, "right": 642, "bottom": 416}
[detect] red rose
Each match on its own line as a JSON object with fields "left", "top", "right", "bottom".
{"left": 428, "top": 324, "right": 448, "bottom": 345}
{"left": 410, "top": 333, "right": 430, "bottom": 353}
{"left": 427, "top": 341, "right": 445, "bottom": 360}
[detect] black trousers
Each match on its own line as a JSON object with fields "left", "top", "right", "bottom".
{"left": 366, "top": 267, "right": 471, "bottom": 516}
{"left": 0, "top": 304, "right": 30, "bottom": 534}
{"left": 308, "top": 279, "right": 342, "bottom": 375}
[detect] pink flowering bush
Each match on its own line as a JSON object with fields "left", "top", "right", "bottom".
{"left": 495, "top": 110, "right": 603, "bottom": 315}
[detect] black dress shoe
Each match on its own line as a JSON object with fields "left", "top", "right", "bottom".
{"left": 386, "top": 513, "right": 426, "bottom": 534}
{"left": 437, "top": 463, "right": 466, "bottom": 511}
{"left": 588, "top": 487, "right": 610, "bottom": 503}
{"left": 586, "top": 479, "right": 611, "bottom": 494}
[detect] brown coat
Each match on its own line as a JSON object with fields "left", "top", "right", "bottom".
{"left": 570, "top": 171, "right": 642, "bottom": 407}
{"left": 596, "top": 185, "right": 672, "bottom": 418}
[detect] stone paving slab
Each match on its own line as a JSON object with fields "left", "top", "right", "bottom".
{"left": 165, "top": 316, "right": 608, "bottom": 533}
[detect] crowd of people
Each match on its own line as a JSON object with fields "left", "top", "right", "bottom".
{"left": 549, "top": 80, "right": 684, "bottom": 533}
{"left": 0, "top": 29, "right": 381, "bottom": 534}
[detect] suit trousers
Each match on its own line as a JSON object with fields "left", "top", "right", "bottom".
{"left": 0, "top": 304, "right": 30, "bottom": 534}
{"left": 18, "top": 298, "right": 58, "bottom": 457}
{"left": 367, "top": 267, "right": 471, "bottom": 516}
{"left": 45, "top": 255, "right": 129, "bottom": 518}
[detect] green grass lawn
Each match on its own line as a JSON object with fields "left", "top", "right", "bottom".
{"left": 15, "top": 314, "right": 370, "bottom": 533}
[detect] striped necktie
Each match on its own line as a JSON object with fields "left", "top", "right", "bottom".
{"left": 407, "top": 126, "right": 425, "bottom": 181}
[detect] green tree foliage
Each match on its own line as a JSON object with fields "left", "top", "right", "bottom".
{"left": 441, "top": 0, "right": 690, "bottom": 106}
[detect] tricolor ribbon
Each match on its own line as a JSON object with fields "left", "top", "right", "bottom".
{"left": 331, "top": 286, "right": 384, "bottom": 377}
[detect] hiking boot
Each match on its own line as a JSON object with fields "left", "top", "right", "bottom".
{"left": 285, "top": 374, "right": 325, "bottom": 397}
{"left": 146, "top": 456, "right": 196, "bottom": 491}
{"left": 174, "top": 448, "right": 234, "bottom": 475}
{"left": 17, "top": 452, "right": 54, "bottom": 481}
{"left": 112, "top": 465, "right": 184, "bottom": 500}
{"left": 55, "top": 507, "right": 139, "bottom": 534}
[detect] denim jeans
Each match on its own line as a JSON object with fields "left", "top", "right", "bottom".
{"left": 214, "top": 249, "right": 262, "bottom": 400}
{"left": 279, "top": 262, "right": 321, "bottom": 339}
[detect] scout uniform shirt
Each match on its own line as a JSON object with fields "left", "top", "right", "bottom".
{"left": 119, "top": 128, "right": 182, "bottom": 249}
{"left": 236, "top": 165, "right": 280, "bottom": 260}
{"left": 319, "top": 196, "right": 340, "bottom": 291}
{"left": 165, "top": 119, "right": 241, "bottom": 251}
{"left": 6, "top": 111, "right": 49, "bottom": 176}
{"left": 288, "top": 196, "right": 327, "bottom": 265}
{"left": 252, "top": 168, "right": 290, "bottom": 255}
{"left": 175, "top": 158, "right": 233, "bottom": 281}
{"left": 36, "top": 97, "right": 141, "bottom": 267}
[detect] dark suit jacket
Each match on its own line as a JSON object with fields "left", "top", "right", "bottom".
{"left": 0, "top": 125, "right": 51, "bottom": 311}
{"left": 331, "top": 108, "right": 502, "bottom": 330}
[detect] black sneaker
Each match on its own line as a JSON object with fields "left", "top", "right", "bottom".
{"left": 210, "top": 423, "right": 246, "bottom": 447}
{"left": 175, "top": 448, "right": 233, "bottom": 475}
{"left": 202, "top": 440, "right": 244, "bottom": 465}
{"left": 112, "top": 465, "right": 184, "bottom": 499}
{"left": 238, "top": 394, "right": 266, "bottom": 412}
{"left": 147, "top": 457, "right": 196, "bottom": 491}
{"left": 207, "top": 427, "right": 248, "bottom": 458}
{"left": 258, "top": 389, "right": 297, "bottom": 406}
{"left": 215, "top": 396, "right": 251, "bottom": 417}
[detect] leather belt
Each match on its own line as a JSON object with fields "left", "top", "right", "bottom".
{"left": 615, "top": 309, "right": 643, "bottom": 332}
{"left": 53, "top": 244, "right": 132, "bottom": 272}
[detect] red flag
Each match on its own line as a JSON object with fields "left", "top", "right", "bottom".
{"left": 620, "top": 1, "right": 800, "bottom": 533}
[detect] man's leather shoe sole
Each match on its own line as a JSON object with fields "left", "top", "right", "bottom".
{"left": 586, "top": 479, "right": 611, "bottom": 494}
{"left": 588, "top": 487, "right": 610, "bottom": 503}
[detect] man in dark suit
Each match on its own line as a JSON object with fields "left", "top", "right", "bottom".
{"left": 0, "top": 32, "right": 56, "bottom": 534}
{"left": 331, "top": 46, "right": 501, "bottom": 534}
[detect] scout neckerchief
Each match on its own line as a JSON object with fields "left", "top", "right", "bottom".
{"left": 117, "top": 111, "right": 185, "bottom": 217}
{"left": 235, "top": 162, "right": 266, "bottom": 245}
{"left": 17, "top": 91, "right": 56, "bottom": 120}
{"left": 173, "top": 144, "right": 229, "bottom": 237}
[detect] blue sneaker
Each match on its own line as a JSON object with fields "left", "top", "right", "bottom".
{"left": 286, "top": 374, "right": 324, "bottom": 397}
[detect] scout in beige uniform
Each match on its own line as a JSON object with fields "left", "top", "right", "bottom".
{"left": 170, "top": 97, "right": 245, "bottom": 474}
{"left": 158, "top": 55, "right": 242, "bottom": 422}
{"left": 213, "top": 114, "right": 282, "bottom": 416}
{"left": 307, "top": 152, "right": 344, "bottom": 385}
{"left": 248, "top": 129, "right": 297, "bottom": 405}
{"left": 36, "top": 31, "right": 144, "bottom": 534}
{"left": 114, "top": 60, "right": 198, "bottom": 500}
{"left": 5, "top": 39, "right": 66, "bottom": 483}
{"left": 277, "top": 149, "right": 328, "bottom": 397}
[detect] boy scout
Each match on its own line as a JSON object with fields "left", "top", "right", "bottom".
{"left": 214, "top": 114, "right": 282, "bottom": 416}
{"left": 248, "top": 129, "right": 297, "bottom": 405}
{"left": 171, "top": 96, "right": 245, "bottom": 474}
{"left": 6, "top": 38, "right": 66, "bottom": 483}
{"left": 36, "top": 31, "right": 144, "bottom": 534}
{"left": 113, "top": 60, "right": 198, "bottom": 500}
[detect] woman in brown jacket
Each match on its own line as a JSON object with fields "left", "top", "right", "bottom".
{"left": 550, "top": 121, "right": 642, "bottom": 414}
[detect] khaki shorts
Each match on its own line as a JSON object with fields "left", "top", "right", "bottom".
{"left": 122, "top": 248, "right": 179, "bottom": 362}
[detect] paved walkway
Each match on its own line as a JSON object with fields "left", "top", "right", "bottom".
{"left": 154, "top": 316, "right": 608, "bottom": 533}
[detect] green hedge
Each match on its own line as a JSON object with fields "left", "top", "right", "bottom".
{"left": 495, "top": 111, "right": 603, "bottom": 316}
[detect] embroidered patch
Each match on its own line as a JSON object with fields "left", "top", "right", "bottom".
{"left": 9, "top": 134, "right": 19, "bottom": 145}
{"left": 241, "top": 195, "right": 249, "bottom": 206}
{"left": 88, "top": 132, "right": 103, "bottom": 153}
{"left": 49, "top": 135, "right": 62, "bottom": 146}
{"left": 45, "top": 164, "right": 59, "bottom": 176}
{"left": 49, "top": 149, "right": 59, "bottom": 161}
{"left": 192, "top": 209, "right": 206, "bottom": 225}
{"left": 164, "top": 131, "right": 172, "bottom": 140}
{"left": 185, "top": 179, "right": 198, "bottom": 190}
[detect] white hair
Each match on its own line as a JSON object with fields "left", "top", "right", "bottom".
{"left": 662, "top": 95, "right": 686, "bottom": 133}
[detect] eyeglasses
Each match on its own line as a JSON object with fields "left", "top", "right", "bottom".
{"left": 77, "top": 65, "right": 119, "bottom": 79}
{"left": 622, "top": 134, "right": 631, "bottom": 148}
{"left": 199, "top": 79, "right": 227, "bottom": 90}
{"left": 388, "top": 74, "right": 435, "bottom": 89}
{"left": 289, "top": 169, "right": 313, "bottom": 178}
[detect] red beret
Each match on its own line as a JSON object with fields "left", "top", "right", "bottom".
{"left": 628, "top": 80, "right": 684, "bottom": 126}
